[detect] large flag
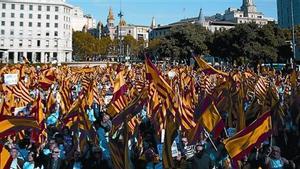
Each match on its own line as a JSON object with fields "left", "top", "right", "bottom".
{"left": 162, "top": 113, "right": 178, "bottom": 169}
{"left": 145, "top": 58, "right": 174, "bottom": 105}
{"left": 0, "top": 144, "right": 12, "bottom": 169}
{"left": 189, "top": 101, "right": 224, "bottom": 142}
{"left": 107, "top": 70, "right": 128, "bottom": 117}
{"left": 194, "top": 56, "right": 228, "bottom": 77}
{"left": 0, "top": 116, "right": 40, "bottom": 138}
{"left": 10, "top": 81, "right": 34, "bottom": 104}
{"left": 223, "top": 111, "right": 272, "bottom": 164}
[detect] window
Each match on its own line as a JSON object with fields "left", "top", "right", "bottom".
{"left": 55, "top": 15, "right": 58, "bottom": 20}
{"left": 55, "top": 6, "right": 59, "bottom": 12}
{"left": 10, "top": 30, "right": 14, "bottom": 35}
{"left": 46, "top": 14, "right": 50, "bottom": 19}
{"left": 54, "top": 31, "right": 58, "bottom": 36}
{"left": 46, "top": 32, "right": 50, "bottom": 36}
{"left": 37, "top": 22, "right": 41, "bottom": 27}
{"left": 19, "top": 30, "right": 23, "bottom": 36}
{"left": 10, "top": 21, "right": 14, "bottom": 26}
{"left": 2, "top": 3, "right": 6, "bottom": 9}
{"left": 19, "top": 22, "right": 23, "bottom": 27}
{"left": 0, "top": 30, "right": 4, "bottom": 35}
{"left": 28, "top": 22, "right": 32, "bottom": 27}
{"left": 37, "top": 14, "right": 41, "bottom": 19}
{"left": 28, "top": 40, "right": 32, "bottom": 47}
{"left": 1, "top": 21, "right": 4, "bottom": 26}
{"left": 46, "top": 40, "right": 49, "bottom": 47}
{"left": 38, "top": 5, "right": 42, "bottom": 11}
{"left": 47, "top": 6, "right": 50, "bottom": 11}
{"left": 54, "top": 23, "right": 58, "bottom": 28}
{"left": 20, "top": 13, "right": 24, "bottom": 18}
{"left": 1, "top": 12, "right": 5, "bottom": 17}
{"left": 19, "top": 40, "right": 23, "bottom": 47}
{"left": 20, "top": 4, "right": 24, "bottom": 10}
{"left": 37, "top": 32, "right": 41, "bottom": 36}
{"left": 46, "top": 23, "right": 50, "bottom": 27}
{"left": 29, "top": 5, "right": 33, "bottom": 10}
{"left": 0, "top": 39, "right": 4, "bottom": 47}
{"left": 37, "top": 40, "right": 40, "bottom": 47}
{"left": 11, "top": 13, "right": 15, "bottom": 18}
{"left": 29, "top": 13, "right": 32, "bottom": 19}
{"left": 28, "top": 30, "right": 32, "bottom": 36}
{"left": 10, "top": 39, "right": 13, "bottom": 47}
{"left": 11, "top": 4, "right": 15, "bottom": 9}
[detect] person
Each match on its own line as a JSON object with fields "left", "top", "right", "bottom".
{"left": 180, "top": 137, "right": 195, "bottom": 160}
{"left": 65, "top": 150, "right": 83, "bottom": 169}
{"left": 23, "top": 151, "right": 44, "bottom": 169}
{"left": 265, "top": 146, "right": 295, "bottom": 169}
{"left": 188, "top": 144, "right": 214, "bottom": 169}
{"left": 41, "top": 146, "right": 66, "bottom": 169}
{"left": 84, "top": 146, "right": 110, "bottom": 169}
{"left": 9, "top": 147, "right": 25, "bottom": 169}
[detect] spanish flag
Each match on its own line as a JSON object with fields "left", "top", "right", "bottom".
{"left": 194, "top": 56, "right": 228, "bottom": 77}
{"left": 224, "top": 111, "right": 272, "bottom": 164}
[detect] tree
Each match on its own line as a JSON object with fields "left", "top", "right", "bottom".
{"left": 73, "top": 31, "right": 99, "bottom": 61}
{"left": 210, "top": 23, "right": 288, "bottom": 66}
{"left": 154, "top": 24, "right": 212, "bottom": 62}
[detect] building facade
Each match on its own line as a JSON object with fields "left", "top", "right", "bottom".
{"left": 149, "top": 0, "right": 270, "bottom": 40}
{"left": 277, "top": 0, "right": 300, "bottom": 28}
{"left": 0, "top": 0, "right": 73, "bottom": 64}
{"left": 71, "top": 6, "right": 96, "bottom": 32}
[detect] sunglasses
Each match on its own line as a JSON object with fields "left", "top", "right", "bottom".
{"left": 52, "top": 151, "right": 59, "bottom": 154}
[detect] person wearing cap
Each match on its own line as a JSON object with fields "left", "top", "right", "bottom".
{"left": 188, "top": 143, "right": 214, "bottom": 169}
{"left": 265, "top": 146, "right": 295, "bottom": 169}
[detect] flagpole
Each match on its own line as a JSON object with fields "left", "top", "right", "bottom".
{"left": 203, "top": 128, "right": 218, "bottom": 152}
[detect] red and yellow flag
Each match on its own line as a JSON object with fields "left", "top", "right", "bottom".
{"left": 224, "top": 111, "right": 272, "bottom": 162}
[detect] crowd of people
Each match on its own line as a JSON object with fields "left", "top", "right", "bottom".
{"left": 0, "top": 58, "right": 300, "bottom": 169}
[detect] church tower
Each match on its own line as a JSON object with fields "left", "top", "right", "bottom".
{"left": 241, "top": 0, "right": 257, "bottom": 17}
{"left": 107, "top": 7, "right": 115, "bottom": 27}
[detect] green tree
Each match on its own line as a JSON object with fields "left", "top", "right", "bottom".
{"left": 73, "top": 31, "right": 98, "bottom": 61}
{"left": 154, "top": 24, "right": 212, "bottom": 62}
{"left": 210, "top": 23, "right": 288, "bottom": 65}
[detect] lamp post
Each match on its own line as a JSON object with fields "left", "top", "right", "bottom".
{"left": 291, "top": 0, "right": 296, "bottom": 67}
{"left": 118, "top": 11, "right": 123, "bottom": 62}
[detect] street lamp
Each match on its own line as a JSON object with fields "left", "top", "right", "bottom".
{"left": 118, "top": 10, "right": 123, "bottom": 62}
{"left": 291, "top": 0, "right": 296, "bottom": 67}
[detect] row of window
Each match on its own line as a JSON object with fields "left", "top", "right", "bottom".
{"left": 1, "top": 3, "right": 59, "bottom": 12}
{"left": 1, "top": 12, "right": 61, "bottom": 20}
{"left": 0, "top": 29, "right": 59, "bottom": 37}
{"left": 0, "top": 39, "right": 58, "bottom": 48}
{"left": 1, "top": 21, "right": 59, "bottom": 28}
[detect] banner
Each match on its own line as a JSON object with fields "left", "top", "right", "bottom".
{"left": 4, "top": 74, "right": 18, "bottom": 85}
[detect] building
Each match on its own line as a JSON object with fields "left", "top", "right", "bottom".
{"left": 149, "top": 0, "right": 271, "bottom": 40}
{"left": 0, "top": 0, "right": 73, "bottom": 63}
{"left": 100, "top": 7, "right": 150, "bottom": 43}
{"left": 71, "top": 6, "right": 96, "bottom": 31}
{"left": 149, "top": 9, "right": 236, "bottom": 40}
{"left": 277, "top": 0, "right": 300, "bottom": 28}
{"left": 211, "top": 0, "right": 269, "bottom": 25}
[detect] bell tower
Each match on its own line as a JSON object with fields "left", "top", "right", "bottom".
{"left": 241, "top": 0, "right": 257, "bottom": 16}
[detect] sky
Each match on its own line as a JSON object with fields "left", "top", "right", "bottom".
{"left": 68, "top": 0, "right": 277, "bottom": 26}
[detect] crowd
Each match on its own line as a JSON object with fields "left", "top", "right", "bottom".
{"left": 0, "top": 57, "right": 300, "bottom": 169}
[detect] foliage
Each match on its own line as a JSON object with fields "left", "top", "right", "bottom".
{"left": 151, "top": 24, "right": 212, "bottom": 63}
{"left": 210, "top": 23, "right": 289, "bottom": 65}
